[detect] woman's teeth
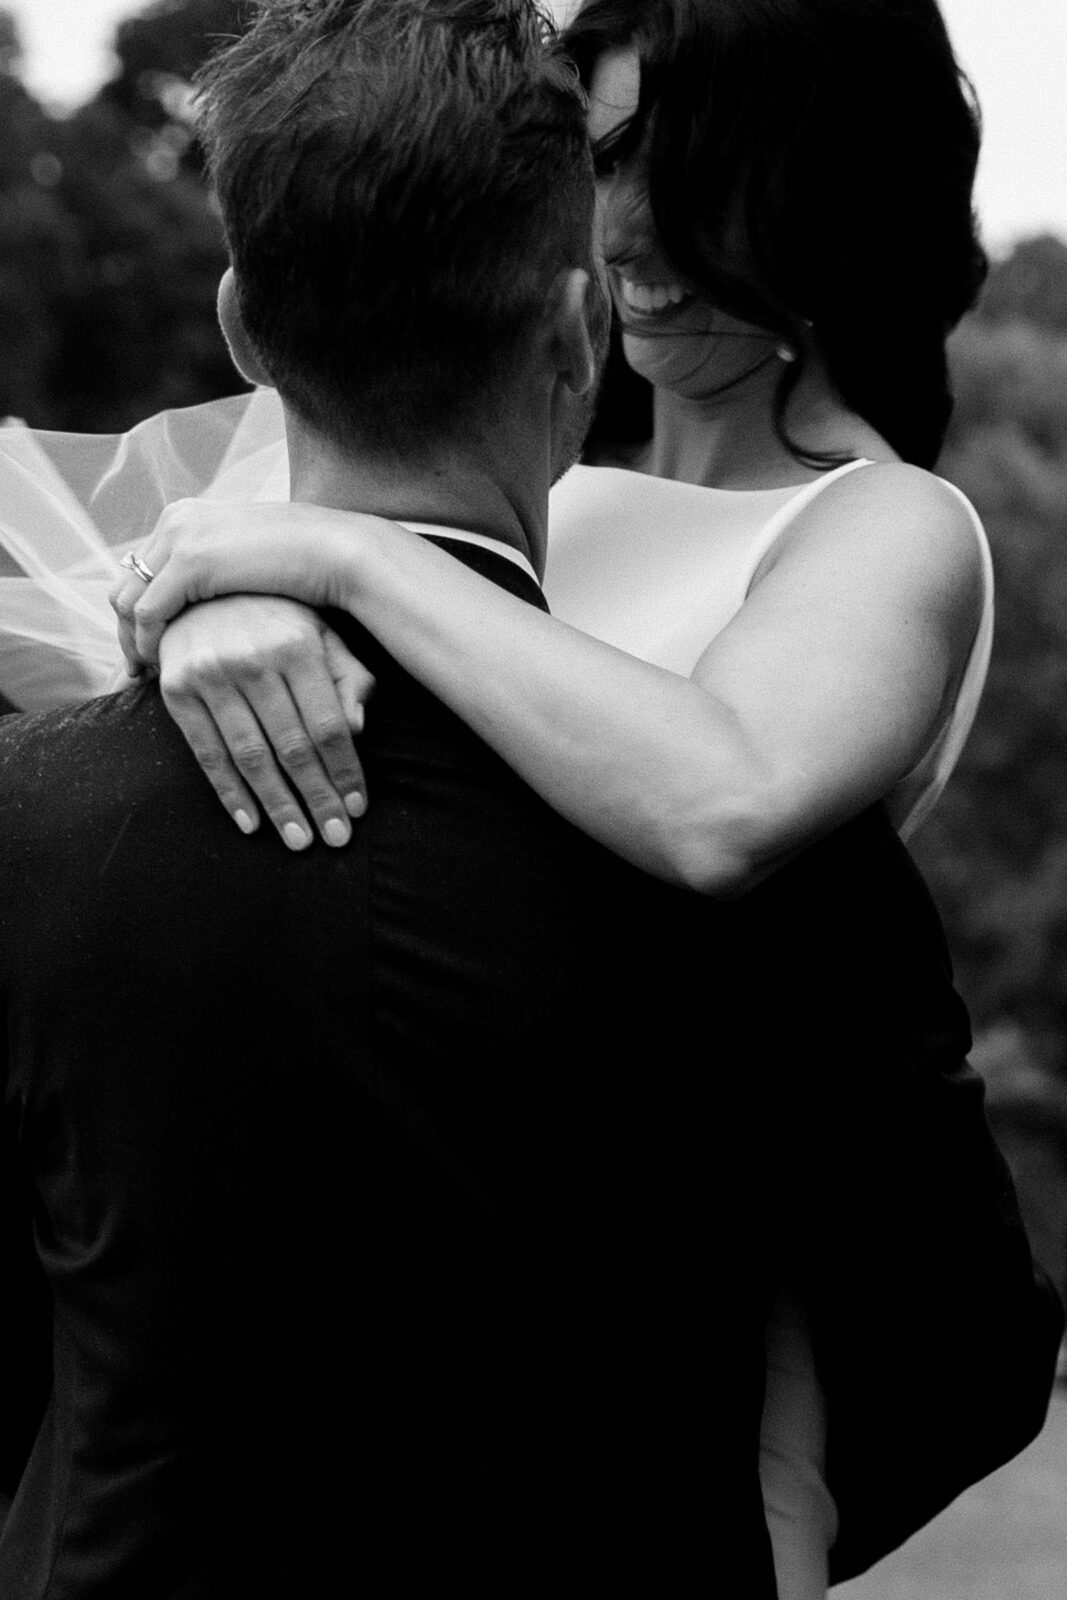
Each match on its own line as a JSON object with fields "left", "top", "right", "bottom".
{"left": 619, "top": 278, "right": 692, "bottom": 314}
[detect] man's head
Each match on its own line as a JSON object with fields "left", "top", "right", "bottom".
{"left": 198, "top": 0, "right": 605, "bottom": 466}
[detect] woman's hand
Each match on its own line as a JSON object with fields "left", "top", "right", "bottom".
{"left": 158, "top": 595, "right": 374, "bottom": 850}
{"left": 109, "top": 496, "right": 384, "bottom": 669}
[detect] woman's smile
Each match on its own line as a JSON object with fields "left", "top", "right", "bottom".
{"left": 616, "top": 276, "right": 694, "bottom": 318}
{"left": 607, "top": 256, "right": 711, "bottom": 335}
{"left": 606, "top": 256, "right": 777, "bottom": 398}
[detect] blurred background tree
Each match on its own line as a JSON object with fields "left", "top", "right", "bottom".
{"left": 105, "top": 0, "right": 248, "bottom": 177}
{"left": 924, "top": 237, "right": 1067, "bottom": 1042}
{"left": 909, "top": 235, "right": 1067, "bottom": 1308}
{"left": 0, "top": 0, "right": 245, "bottom": 429}
{"left": 1, "top": 0, "right": 1066, "bottom": 1303}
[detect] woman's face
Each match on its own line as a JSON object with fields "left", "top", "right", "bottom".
{"left": 586, "top": 46, "right": 777, "bottom": 401}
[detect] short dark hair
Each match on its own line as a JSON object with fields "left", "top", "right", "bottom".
{"left": 196, "top": 0, "right": 593, "bottom": 454}
{"left": 566, "top": 0, "right": 987, "bottom": 470}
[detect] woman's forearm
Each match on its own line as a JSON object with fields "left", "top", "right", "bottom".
{"left": 336, "top": 522, "right": 784, "bottom": 893}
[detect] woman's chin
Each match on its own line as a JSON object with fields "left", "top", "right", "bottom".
{"left": 621, "top": 330, "right": 729, "bottom": 398}
{"left": 621, "top": 330, "right": 774, "bottom": 402}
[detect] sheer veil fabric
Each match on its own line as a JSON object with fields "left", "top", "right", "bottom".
{"left": 0, "top": 388, "right": 289, "bottom": 709}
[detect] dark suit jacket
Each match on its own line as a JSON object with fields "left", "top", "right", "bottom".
{"left": 0, "top": 539, "right": 1060, "bottom": 1596}
{"left": 0, "top": 542, "right": 779, "bottom": 1596}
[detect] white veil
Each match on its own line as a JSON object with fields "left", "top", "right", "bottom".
{"left": 0, "top": 388, "right": 288, "bottom": 710}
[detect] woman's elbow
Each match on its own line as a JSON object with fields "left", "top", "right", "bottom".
{"left": 667, "top": 763, "right": 875, "bottom": 896}
{"left": 669, "top": 840, "right": 770, "bottom": 899}
{"left": 655, "top": 799, "right": 781, "bottom": 899}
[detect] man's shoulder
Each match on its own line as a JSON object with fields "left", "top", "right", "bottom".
{"left": 0, "top": 682, "right": 168, "bottom": 764}
{"left": 0, "top": 684, "right": 187, "bottom": 836}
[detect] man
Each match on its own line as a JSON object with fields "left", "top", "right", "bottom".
{"left": 0, "top": 1, "right": 1059, "bottom": 1595}
{"left": 0, "top": 3, "right": 780, "bottom": 1592}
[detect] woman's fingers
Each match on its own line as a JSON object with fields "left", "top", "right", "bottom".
{"left": 108, "top": 539, "right": 189, "bottom": 667}
{"left": 322, "top": 627, "right": 376, "bottom": 732}
{"left": 160, "top": 686, "right": 267, "bottom": 842}
{"left": 170, "top": 678, "right": 322, "bottom": 851}
{"left": 110, "top": 562, "right": 151, "bottom": 673}
{"left": 285, "top": 653, "right": 369, "bottom": 823}
{"left": 233, "top": 670, "right": 356, "bottom": 849}
{"left": 112, "top": 544, "right": 186, "bottom": 671}
{"left": 132, "top": 560, "right": 183, "bottom": 666}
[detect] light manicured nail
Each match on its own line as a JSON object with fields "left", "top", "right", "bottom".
{"left": 323, "top": 818, "right": 350, "bottom": 848}
{"left": 344, "top": 792, "right": 366, "bottom": 818}
{"left": 234, "top": 809, "right": 256, "bottom": 835}
{"left": 283, "top": 822, "right": 311, "bottom": 851}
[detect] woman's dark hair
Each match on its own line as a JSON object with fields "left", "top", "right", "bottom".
{"left": 565, "top": 0, "right": 987, "bottom": 469}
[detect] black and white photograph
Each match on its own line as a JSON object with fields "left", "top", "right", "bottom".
{"left": 1, "top": 1, "right": 1065, "bottom": 1595}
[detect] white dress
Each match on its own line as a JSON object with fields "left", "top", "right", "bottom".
{"left": 0, "top": 388, "right": 995, "bottom": 1598}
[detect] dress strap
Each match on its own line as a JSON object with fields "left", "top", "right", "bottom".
{"left": 741, "top": 458, "right": 872, "bottom": 598}
{"left": 892, "top": 478, "right": 994, "bottom": 838}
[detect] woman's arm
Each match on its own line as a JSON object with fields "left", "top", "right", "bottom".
{"left": 116, "top": 463, "right": 982, "bottom": 892}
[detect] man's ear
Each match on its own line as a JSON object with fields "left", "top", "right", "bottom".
{"left": 217, "top": 267, "right": 273, "bottom": 387}
{"left": 545, "top": 267, "right": 600, "bottom": 397}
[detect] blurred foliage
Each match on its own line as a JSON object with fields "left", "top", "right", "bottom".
{"left": 911, "top": 235, "right": 1067, "bottom": 1304}
{"left": 0, "top": 0, "right": 245, "bottom": 429}
{"left": 0, "top": 8, "right": 21, "bottom": 75}
{"left": 1, "top": 2, "right": 1066, "bottom": 1287}
{"left": 106, "top": 0, "right": 250, "bottom": 176}
{"left": 918, "top": 236, "right": 1067, "bottom": 1057}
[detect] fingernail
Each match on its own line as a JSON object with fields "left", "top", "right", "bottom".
{"left": 283, "top": 822, "right": 311, "bottom": 851}
{"left": 323, "top": 818, "right": 350, "bottom": 848}
{"left": 234, "top": 809, "right": 256, "bottom": 835}
{"left": 344, "top": 792, "right": 366, "bottom": 818}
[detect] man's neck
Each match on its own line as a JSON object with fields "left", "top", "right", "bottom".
{"left": 285, "top": 417, "right": 547, "bottom": 576}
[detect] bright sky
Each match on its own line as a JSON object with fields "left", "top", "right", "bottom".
{"left": 6, "top": 0, "right": 1065, "bottom": 251}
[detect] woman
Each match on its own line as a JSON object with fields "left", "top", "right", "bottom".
{"left": 100, "top": 2, "right": 1007, "bottom": 1595}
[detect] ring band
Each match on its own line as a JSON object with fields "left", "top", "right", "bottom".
{"left": 120, "top": 551, "right": 155, "bottom": 584}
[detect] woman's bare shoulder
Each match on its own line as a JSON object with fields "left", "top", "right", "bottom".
{"left": 746, "top": 459, "right": 986, "bottom": 677}
{"left": 822, "top": 457, "right": 978, "bottom": 518}
{"left": 773, "top": 460, "right": 984, "bottom": 591}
